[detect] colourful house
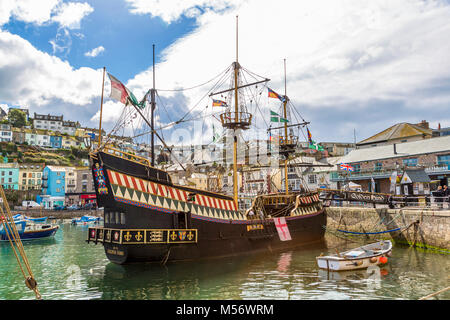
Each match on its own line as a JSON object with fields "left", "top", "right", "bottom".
{"left": 38, "top": 165, "right": 66, "bottom": 208}
{"left": 0, "top": 163, "right": 19, "bottom": 190}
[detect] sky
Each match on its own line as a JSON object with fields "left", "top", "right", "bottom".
{"left": 1, "top": 0, "right": 450, "bottom": 147}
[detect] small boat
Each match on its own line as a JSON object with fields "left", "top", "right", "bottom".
{"left": 316, "top": 240, "right": 392, "bottom": 271}
{"left": 0, "top": 219, "right": 59, "bottom": 241}
{"left": 24, "top": 216, "right": 48, "bottom": 223}
{"left": 71, "top": 215, "right": 101, "bottom": 225}
{"left": 12, "top": 214, "right": 48, "bottom": 223}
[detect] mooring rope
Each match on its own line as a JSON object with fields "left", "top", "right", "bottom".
{"left": 419, "top": 286, "right": 450, "bottom": 300}
{"left": 0, "top": 186, "right": 42, "bottom": 300}
{"left": 336, "top": 227, "right": 401, "bottom": 235}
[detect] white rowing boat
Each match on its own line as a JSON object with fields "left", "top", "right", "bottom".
{"left": 316, "top": 240, "right": 392, "bottom": 271}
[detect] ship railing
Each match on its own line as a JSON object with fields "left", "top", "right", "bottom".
{"left": 220, "top": 111, "right": 252, "bottom": 129}
{"left": 101, "top": 146, "right": 152, "bottom": 167}
{"left": 328, "top": 195, "right": 450, "bottom": 210}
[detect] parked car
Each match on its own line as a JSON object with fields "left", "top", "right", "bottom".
{"left": 67, "top": 204, "right": 80, "bottom": 211}
{"left": 82, "top": 203, "right": 96, "bottom": 210}
{"left": 53, "top": 205, "right": 66, "bottom": 211}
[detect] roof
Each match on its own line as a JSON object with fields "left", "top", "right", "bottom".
{"left": 401, "top": 169, "right": 431, "bottom": 183}
{"left": 357, "top": 122, "right": 432, "bottom": 145}
{"left": 339, "top": 135, "right": 450, "bottom": 163}
{"left": 45, "top": 165, "right": 70, "bottom": 172}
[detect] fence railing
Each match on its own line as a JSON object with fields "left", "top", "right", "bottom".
{"left": 326, "top": 196, "right": 450, "bottom": 210}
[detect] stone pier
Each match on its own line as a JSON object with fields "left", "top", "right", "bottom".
{"left": 326, "top": 207, "right": 450, "bottom": 253}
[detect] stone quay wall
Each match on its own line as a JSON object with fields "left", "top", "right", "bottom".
{"left": 12, "top": 208, "right": 104, "bottom": 220}
{"left": 326, "top": 207, "right": 450, "bottom": 252}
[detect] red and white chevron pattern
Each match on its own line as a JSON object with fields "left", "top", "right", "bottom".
{"left": 107, "top": 169, "right": 237, "bottom": 211}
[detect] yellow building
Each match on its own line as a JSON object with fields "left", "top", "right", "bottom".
{"left": 186, "top": 173, "right": 209, "bottom": 190}
{"left": 18, "top": 163, "right": 44, "bottom": 191}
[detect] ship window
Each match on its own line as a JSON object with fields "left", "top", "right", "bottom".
{"left": 121, "top": 212, "right": 126, "bottom": 224}
{"left": 105, "top": 212, "right": 109, "bottom": 224}
{"left": 115, "top": 212, "right": 120, "bottom": 224}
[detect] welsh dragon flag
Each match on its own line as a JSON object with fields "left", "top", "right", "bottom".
{"left": 108, "top": 73, "right": 143, "bottom": 108}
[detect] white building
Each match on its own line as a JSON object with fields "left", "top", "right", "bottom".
{"left": 25, "top": 130, "right": 51, "bottom": 147}
{"left": 0, "top": 124, "right": 12, "bottom": 142}
{"left": 33, "top": 113, "right": 63, "bottom": 131}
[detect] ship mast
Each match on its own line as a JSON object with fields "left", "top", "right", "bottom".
{"left": 283, "top": 59, "right": 289, "bottom": 194}
{"left": 209, "top": 16, "right": 270, "bottom": 205}
{"left": 150, "top": 44, "right": 156, "bottom": 167}
{"left": 232, "top": 15, "right": 239, "bottom": 206}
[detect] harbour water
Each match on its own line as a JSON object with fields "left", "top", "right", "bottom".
{"left": 0, "top": 221, "right": 449, "bottom": 300}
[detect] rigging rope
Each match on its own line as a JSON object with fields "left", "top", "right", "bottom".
{"left": 0, "top": 186, "right": 42, "bottom": 300}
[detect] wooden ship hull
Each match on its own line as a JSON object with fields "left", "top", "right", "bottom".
{"left": 86, "top": 149, "right": 326, "bottom": 264}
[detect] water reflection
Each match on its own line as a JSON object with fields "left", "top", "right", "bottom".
{"left": 1, "top": 223, "right": 449, "bottom": 300}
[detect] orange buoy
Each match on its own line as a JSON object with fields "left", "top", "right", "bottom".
{"left": 379, "top": 256, "right": 388, "bottom": 264}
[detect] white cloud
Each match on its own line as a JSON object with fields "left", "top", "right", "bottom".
{"left": 0, "top": 30, "right": 102, "bottom": 107}
{"left": 0, "top": 0, "right": 60, "bottom": 25}
{"left": 0, "top": 0, "right": 93, "bottom": 29}
{"left": 85, "top": 46, "right": 105, "bottom": 58}
{"left": 123, "top": 0, "right": 450, "bottom": 142}
{"left": 51, "top": 2, "right": 93, "bottom": 29}
{"left": 125, "top": 0, "right": 236, "bottom": 23}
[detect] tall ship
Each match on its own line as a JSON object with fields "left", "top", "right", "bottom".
{"left": 86, "top": 18, "right": 326, "bottom": 264}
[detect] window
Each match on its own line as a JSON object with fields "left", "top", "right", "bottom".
{"left": 374, "top": 162, "right": 382, "bottom": 172}
{"left": 22, "top": 179, "right": 26, "bottom": 185}
{"left": 22, "top": 173, "right": 26, "bottom": 177}
{"left": 437, "top": 155, "right": 450, "bottom": 166}
{"left": 8, "top": 178, "right": 12, "bottom": 183}
{"left": 56, "top": 188, "right": 60, "bottom": 193}
{"left": 403, "top": 158, "right": 418, "bottom": 167}
{"left": 308, "top": 174, "right": 317, "bottom": 184}
{"left": 353, "top": 164, "right": 361, "bottom": 173}
{"left": 9, "top": 171, "right": 12, "bottom": 176}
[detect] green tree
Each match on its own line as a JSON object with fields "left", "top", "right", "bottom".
{"left": 8, "top": 109, "right": 27, "bottom": 128}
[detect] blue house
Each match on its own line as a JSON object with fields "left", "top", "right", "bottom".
{"left": 0, "top": 163, "right": 19, "bottom": 190}
{"left": 38, "top": 166, "right": 66, "bottom": 208}
{"left": 50, "top": 135, "right": 62, "bottom": 149}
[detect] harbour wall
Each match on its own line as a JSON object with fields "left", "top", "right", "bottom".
{"left": 326, "top": 207, "right": 450, "bottom": 253}
{"left": 12, "top": 209, "right": 103, "bottom": 220}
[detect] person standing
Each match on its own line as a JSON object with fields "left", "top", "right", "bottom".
{"left": 443, "top": 185, "right": 449, "bottom": 203}
{"left": 434, "top": 186, "right": 443, "bottom": 206}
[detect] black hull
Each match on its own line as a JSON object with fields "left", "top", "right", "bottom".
{"left": 89, "top": 150, "right": 326, "bottom": 264}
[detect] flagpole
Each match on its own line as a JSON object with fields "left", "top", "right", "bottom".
{"left": 283, "top": 59, "right": 289, "bottom": 195}
{"left": 232, "top": 15, "right": 239, "bottom": 206}
{"left": 98, "top": 66, "right": 106, "bottom": 148}
{"left": 151, "top": 44, "right": 156, "bottom": 167}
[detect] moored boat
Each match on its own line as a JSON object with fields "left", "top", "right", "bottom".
{"left": 0, "top": 219, "right": 59, "bottom": 241}
{"left": 316, "top": 240, "right": 392, "bottom": 271}
{"left": 72, "top": 215, "right": 101, "bottom": 225}
{"left": 12, "top": 214, "right": 48, "bottom": 223}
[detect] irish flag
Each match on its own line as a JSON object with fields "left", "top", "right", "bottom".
{"left": 108, "top": 73, "right": 140, "bottom": 107}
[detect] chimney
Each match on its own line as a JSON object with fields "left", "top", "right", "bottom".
{"left": 393, "top": 143, "right": 397, "bottom": 155}
{"left": 417, "top": 120, "right": 429, "bottom": 129}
